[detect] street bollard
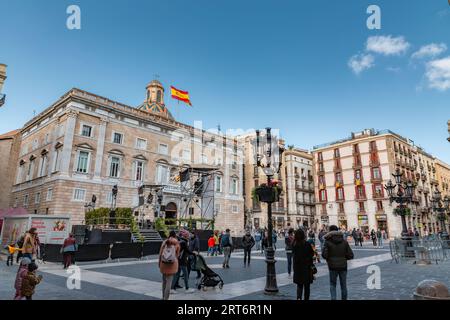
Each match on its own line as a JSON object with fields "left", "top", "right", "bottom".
{"left": 413, "top": 280, "right": 450, "bottom": 300}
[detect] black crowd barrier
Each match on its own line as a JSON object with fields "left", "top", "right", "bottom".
{"left": 40, "top": 244, "right": 63, "bottom": 263}
{"left": 101, "top": 231, "right": 131, "bottom": 244}
{"left": 232, "top": 237, "right": 244, "bottom": 250}
{"left": 74, "top": 244, "right": 111, "bottom": 262}
{"left": 142, "top": 241, "right": 163, "bottom": 257}
{"left": 199, "top": 239, "right": 209, "bottom": 252}
{"left": 110, "top": 243, "right": 142, "bottom": 260}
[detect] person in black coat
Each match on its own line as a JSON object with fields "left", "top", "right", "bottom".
{"left": 292, "top": 228, "right": 315, "bottom": 300}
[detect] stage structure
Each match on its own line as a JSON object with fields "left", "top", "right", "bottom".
{"left": 177, "top": 165, "right": 220, "bottom": 229}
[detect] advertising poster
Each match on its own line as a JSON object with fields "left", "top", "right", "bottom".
{"left": 30, "top": 217, "right": 70, "bottom": 244}
{"left": 1, "top": 217, "right": 29, "bottom": 245}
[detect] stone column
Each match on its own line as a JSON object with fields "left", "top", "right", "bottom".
{"left": 59, "top": 110, "right": 78, "bottom": 176}
{"left": 94, "top": 117, "right": 108, "bottom": 181}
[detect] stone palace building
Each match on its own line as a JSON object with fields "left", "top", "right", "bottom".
{"left": 1, "top": 80, "right": 245, "bottom": 234}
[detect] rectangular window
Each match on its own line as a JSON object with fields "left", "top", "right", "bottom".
{"left": 81, "top": 125, "right": 92, "bottom": 137}
{"left": 136, "top": 138, "right": 147, "bottom": 150}
{"left": 377, "top": 201, "right": 384, "bottom": 211}
{"left": 356, "top": 185, "right": 366, "bottom": 199}
{"left": 76, "top": 151, "right": 90, "bottom": 173}
{"left": 201, "top": 154, "right": 208, "bottom": 164}
{"left": 339, "top": 203, "right": 345, "bottom": 213}
{"left": 319, "top": 163, "right": 324, "bottom": 172}
{"left": 320, "top": 189, "right": 327, "bottom": 202}
{"left": 109, "top": 157, "right": 120, "bottom": 178}
{"left": 334, "top": 149, "right": 340, "bottom": 158}
{"left": 319, "top": 175, "right": 325, "bottom": 185}
{"left": 23, "top": 195, "right": 29, "bottom": 207}
{"left": 73, "top": 188, "right": 86, "bottom": 201}
{"left": 318, "top": 152, "right": 323, "bottom": 161}
{"left": 39, "top": 156, "right": 48, "bottom": 177}
{"left": 355, "top": 170, "right": 362, "bottom": 180}
{"left": 159, "top": 144, "right": 168, "bottom": 155}
{"left": 230, "top": 178, "right": 238, "bottom": 195}
{"left": 35, "top": 193, "right": 41, "bottom": 204}
{"left": 215, "top": 176, "right": 223, "bottom": 192}
{"left": 53, "top": 149, "right": 61, "bottom": 172}
{"left": 232, "top": 205, "right": 238, "bottom": 213}
{"left": 46, "top": 188, "right": 53, "bottom": 201}
{"left": 358, "top": 202, "right": 365, "bottom": 213}
{"left": 27, "top": 160, "right": 35, "bottom": 181}
{"left": 372, "top": 167, "right": 381, "bottom": 180}
{"left": 336, "top": 172, "right": 343, "bottom": 183}
{"left": 182, "top": 149, "right": 191, "bottom": 161}
{"left": 113, "top": 132, "right": 123, "bottom": 144}
{"left": 373, "top": 184, "right": 383, "bottom": 198}
{"left": 134, "top": 161, "right": 144, "bottom": 181}
{"left": 337, "top": 188, "right": 344, "bottom": 201}
{"left": 214, "top": 203, "right": 221, "bottom": 213}
{"left": 156, "top": 165, "right": 169, "bottom": 184}
{"left": 106, "top": 192, "right": 113, "bottom": 205}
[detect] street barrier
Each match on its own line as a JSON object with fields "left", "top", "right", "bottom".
{"left": 110, "top": 243, "right": 142, "bottom": 260}
{"left": 142, "top": 241, "right": 163, "bottom": 257}
{"left": 390, "top": 239, "right": 448, "bottom": 264}
{"left": 40, "top": 244, "right": 63, "bottom": 263}
{"left": 75, "top": 244, "right": 111, "bottom": 262}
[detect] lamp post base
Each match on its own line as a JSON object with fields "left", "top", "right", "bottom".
{"left": 264, "top": 246, "right": 279, "bottom": 294}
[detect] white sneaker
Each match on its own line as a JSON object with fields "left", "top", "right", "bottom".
{"left": 185, "top": 288, "right": 195, "bottom": 293}
{"left": 170, "top": 289, "right": 177, "bottom": 294}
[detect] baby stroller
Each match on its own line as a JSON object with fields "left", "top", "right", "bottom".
{"left": 193, "top": 254, "right": 224, "bottom": 290}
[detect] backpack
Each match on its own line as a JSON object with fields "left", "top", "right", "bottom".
{"left": 16, "top": 236, "right": 25, "bottom": 248}
{"left": 221, "top": 234, "right": 231, "bottom": 247}
{"left": 285, "top": 236, "right": 293, "bottom": 251}
{"left": 161, "top": 243, "right": 177, "bottom": 264}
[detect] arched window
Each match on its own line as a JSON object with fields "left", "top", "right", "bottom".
{"left": 157, "top": 90, "right": 162, "bottom": 103}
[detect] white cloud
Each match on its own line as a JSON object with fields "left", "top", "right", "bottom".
{"left": 366, "top": 35, "right": 410, "bottom": 56}
{"left": 412, "top": 43, "right": 447, "bottom": 59}
{"left": 348, "top": 54, "right": 375, "bottom": 74}
{"left": 425, "top": 56, "right": 450, "bottom": 91}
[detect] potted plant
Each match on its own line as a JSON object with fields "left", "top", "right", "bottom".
{"left": 252, "top": 181, "right": 283, "bottom": 203}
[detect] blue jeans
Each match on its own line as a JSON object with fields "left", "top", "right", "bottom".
{"left": 255, "top": 240, "right": 261, "bottom": 251}
{"left": 172, "top": 265, "right": 189, "bottom": 290}
{"left": 329, "top": 270, "right": 348, "bottom": 300}
{"left": 377, "top": 237, "right": 383, "bottom": 247}
{"left": 286, "top": 252, "right": 293, "bottom": 275}
{"left": 23, "top": 253, "right": 33, "bottom": 260}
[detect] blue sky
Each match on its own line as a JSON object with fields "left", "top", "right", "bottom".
{"left": 0, "top": 0, "right": 449, "bottom": 162}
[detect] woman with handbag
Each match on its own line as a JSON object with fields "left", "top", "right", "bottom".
{"left": 292, "top": 228, "right": 315, "bottom": 300}
{"left": 61, "top": 233, "right": 78, "bottom": 269}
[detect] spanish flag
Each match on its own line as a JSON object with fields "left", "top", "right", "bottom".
{"left": 171, "top": 86, "right": 192, "bottom": 106}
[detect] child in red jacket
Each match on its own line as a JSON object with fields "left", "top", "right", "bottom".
{"left": 207, "top": 236, "right": 215, "bottom": 256}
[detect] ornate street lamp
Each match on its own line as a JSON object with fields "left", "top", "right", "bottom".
{"left": 254, "top": 127, "right": 285, "bottom": 294}
{"left": 430, "top": 188, "right": 450, "bottom": 240}
{"left": 384, "top": 168, "right": 415, "bottom": 239}
{"left": 110, "top": 185, "right": 118, "bottom": 226}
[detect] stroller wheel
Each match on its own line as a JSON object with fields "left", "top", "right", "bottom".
{"left": 219, "top": 282, "right": 224, "bottom": 289}
{"left": 202, "top": 286, "right": 208, "bottom": 291}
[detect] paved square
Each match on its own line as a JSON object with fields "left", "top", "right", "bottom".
{"left": 2, "top": 241, "right": 449, "bottom": 300}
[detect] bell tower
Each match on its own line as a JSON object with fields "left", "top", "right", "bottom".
{"left": 146, "top": 79, "right": 165, "bottom": 105}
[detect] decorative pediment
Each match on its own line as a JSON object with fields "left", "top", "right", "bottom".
{"left": 19, "top": 159, "right": 26, "bottom": 165}
{"left": 133, "top": 154, "right": 148, "bottom": 161}
{"left": 29, "top": 155, "right": 36, "bottom": 161}
{"left": 55, "top": 142, "right": 63, "bottom": 149}
{"left": 156, "top": 158, "right": 169, "bottom": 165}
{"left": 75, "top": 143, "right": 94, "bottom": 151}
{"left": 108, "top": 149, "right": 125, "bottom": 156}
{"left": 41, "top": 149, "right": 49, "bottom": 155}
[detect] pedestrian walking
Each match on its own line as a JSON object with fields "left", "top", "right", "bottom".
{"left": 285, "top": 228, "right": 295, "bottom": 277}
{"left": 221, "top": 229, "right": 233, "bottom": 268}
{"left": 376, "top": 229, "right": 383, "bottom": 248}
{"left": 21, "top": 262, "right": 42, "bottom": 300}
{"left": 188, "top": 232, "right": 201, "bottom": 279}
{"left": 171, "top": 230, "right": 195, "bottom": 294}
{"left": 318, "top": 229, "right": 326, "bottom": 249}
{"left": 322, "top": 225, "right": 354, "bottom": 300}
{"left": 13, "top": 257, "right": 31, "bottom": 300}
{"left": 272, "top": 230, "right": 278, "bottom": 251}
{"left": 351, "top": 228, "right": 358, "bottom": 246}
{"left": 6, "top": 242, "right": 19, "bottom": 266}
{"left": 159, "top": 231, "right": 180, "bottom": 300}
{"left": 61, "top": 233, "right": 78, "bottom": 269}
{"left": 213, "top": 231, "right": 220, "bottom": 256}
{"left": 292, "top": 228, "right": 315, "bottom": 300}
{"left": 254, "top": 229, "right": 262, "bottom": 252}
{"left": 21, "top": 228, "right": 37, "bottom": 261}
{"left": 356, "top": 229, "right": 364, "bottom": 246}
{"left": 15, "top": 233, "right": 25, "bottom": 264}
{"left": 370, "top": 229, "right": 377, "bottom": 247}
{"left": 207, "top": 234, "right": 215, "bottom": 256}
{"left": 242, "top": 230, "right": 255, "bottom": 267}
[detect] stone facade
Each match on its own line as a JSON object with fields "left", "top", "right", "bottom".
{"left": 435, "top": 159, "right": 450, "bottom": 198}
{"left": 0, "top": 130, "right": 20, "bottom": 209}
{"left": 312, "top": 129, "right": 445, "bottom": 238}
{"left": 284, "top": 148, "right": 315, "bottom": 229}
{"left": 6, "top": 81, "right": 245, "bottom": 235}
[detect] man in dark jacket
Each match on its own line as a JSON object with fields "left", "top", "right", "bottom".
{"left": 322, "top": 225, "right": 354, "bottom": 300}
{"left": 188, "top": 233, "right": 201, "bottom": 279}
{"left": 242, "top": 230, "right": 255, "bottom": 267}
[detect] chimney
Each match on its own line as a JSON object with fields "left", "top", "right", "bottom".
{"left": 0, "top": 64, "right": 6, "bottom": 93}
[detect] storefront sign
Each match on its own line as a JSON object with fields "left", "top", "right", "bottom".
{"left": 358, "top": 215, "right": 368, "bottom": 226}
{"left": 376, "top": 214, "right": 387, "bottom": 221}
